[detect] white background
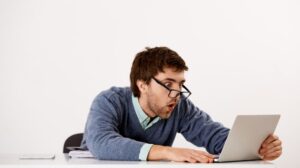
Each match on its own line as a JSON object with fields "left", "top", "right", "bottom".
{"left": 0, "top": 0, "right": 299, "bottom": 167}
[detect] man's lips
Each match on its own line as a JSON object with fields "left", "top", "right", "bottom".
{"left": 167, "top": 102, "right": 177, "bottom": 109}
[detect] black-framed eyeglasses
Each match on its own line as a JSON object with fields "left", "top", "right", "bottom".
{"left": 152, "top": 77, "right": 192, "bottom": 99}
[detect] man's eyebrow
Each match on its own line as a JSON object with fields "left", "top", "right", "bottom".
{"left": 163, "top": 78, "right": 186, "bottom": 83}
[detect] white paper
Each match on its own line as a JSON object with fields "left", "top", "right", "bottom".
{"left": 19, "top": 154, "right": 55, "bottom": 159}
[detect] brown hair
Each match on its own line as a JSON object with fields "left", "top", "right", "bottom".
{"left": 130, "top": 46, "right": 188, "bottom": 97}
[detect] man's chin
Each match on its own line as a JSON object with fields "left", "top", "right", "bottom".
{"left": 159, "top": 115, "right": 169, "bottom": 119}
{"left": 159, "top": 111, "right": 172, "bottom": 119}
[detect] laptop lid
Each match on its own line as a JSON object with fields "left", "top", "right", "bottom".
{"left": 215, "top": 114, "right": 280, "bottom": 162}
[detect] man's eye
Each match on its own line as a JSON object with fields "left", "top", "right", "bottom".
{"left": 165, "top": 83, "right": 172, "bottom": 88}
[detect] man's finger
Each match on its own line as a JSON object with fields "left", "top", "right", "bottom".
{"left": 262, "top": 134, "right": 279, "bottom": 147}
{"left": 194, "top": 150, "right": 214, "bottom": 158}
{"left": 260, "top": 145, "right": 281, "bottom": 155}
{"left": 260, "top": 140, "right": 282, "bottom": 153}
{"left": 190, "top": 151, "right": 210, "bottom": 163}
{"left": 263, "top": 150, "right": 282, "bottom": 160}
{"left": 186, "top": 158, "right": 197, "bottom": 163}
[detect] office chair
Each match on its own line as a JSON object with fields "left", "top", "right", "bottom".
{"left": 63, "top": 133, "right": 84, "bottom": 153}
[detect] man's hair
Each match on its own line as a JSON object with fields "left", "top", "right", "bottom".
{"left": 130, "top": 46, "right": 188, "bottom": 97}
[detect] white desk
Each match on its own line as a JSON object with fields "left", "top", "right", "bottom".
{"left": 0, "top": 154, "right": 275, "bottom": 168}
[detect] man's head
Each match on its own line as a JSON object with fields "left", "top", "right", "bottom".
{"left": 130, "top": 47, "right": 190, "bottom": 119}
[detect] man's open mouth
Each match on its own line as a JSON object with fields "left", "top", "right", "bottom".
{"left": 167, "top": 102, "right": 176, "bottom": 109}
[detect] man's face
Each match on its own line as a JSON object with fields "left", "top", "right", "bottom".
{"left": 143, "top": 68, "right": 186, "bottom": 119}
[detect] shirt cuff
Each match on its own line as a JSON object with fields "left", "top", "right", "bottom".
{"left": 139, "top": 143, "right": 153, "bottom": 161}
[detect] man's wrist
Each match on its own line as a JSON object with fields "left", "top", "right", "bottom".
{"left": 148, "top": 145, "right": 171, "bottom": 161}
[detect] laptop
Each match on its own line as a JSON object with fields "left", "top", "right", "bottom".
{"left": 214, "top": 114, "right": 280, "bottom": 162}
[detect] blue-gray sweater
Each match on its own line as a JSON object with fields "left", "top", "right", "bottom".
{"left": 81, "top": 87, "right": 229, "bottom": 161}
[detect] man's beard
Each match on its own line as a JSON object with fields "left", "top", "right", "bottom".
{"left": 147, "top": 99, "right": 177, "bottom": 119}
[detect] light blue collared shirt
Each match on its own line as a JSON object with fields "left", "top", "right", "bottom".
{"left": 132, "top": 94, "right": 160, "bottom": 161}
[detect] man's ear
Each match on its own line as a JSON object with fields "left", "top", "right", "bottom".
{"left": 136, "top": 80, "right": 148, "bottom": 94}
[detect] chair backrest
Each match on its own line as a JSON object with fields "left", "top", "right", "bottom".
{"left": 63, "top": 133, "right": 84, "bottom": 153}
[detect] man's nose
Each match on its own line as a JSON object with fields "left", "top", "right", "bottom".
{"left": 173, "top": 94, "right": 180, "bottom": 101}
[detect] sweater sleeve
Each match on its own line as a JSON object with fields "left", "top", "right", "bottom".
{"left": 177, "top": 99, "right": 230, "bottom": 154}
{"left": 85, "top": 93, "right": 144, "bottom": 161}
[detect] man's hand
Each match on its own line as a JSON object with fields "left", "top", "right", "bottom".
{"left": 259, "top": 134, "right": 282, "bottom": 160}
{"left": 148, "top": 145, "right": 214, "bottom": 163}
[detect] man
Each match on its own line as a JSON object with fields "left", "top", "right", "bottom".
{"left": 81, "top": 47, "right": 282, "bottom": 163}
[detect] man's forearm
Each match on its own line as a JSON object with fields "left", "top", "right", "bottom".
{"left": 147, "top": 145, "right": 215, "bottom": 163}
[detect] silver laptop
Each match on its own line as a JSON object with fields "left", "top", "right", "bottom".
{"left": 214, "top": 114, "right": 280, "bottom": 162}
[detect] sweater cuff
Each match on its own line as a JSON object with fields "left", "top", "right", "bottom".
{"left": 139, "top": 143, "right": 153, "bottom": 161}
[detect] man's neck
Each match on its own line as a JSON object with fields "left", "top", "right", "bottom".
{"left": 138, "top": 96, "right": 157, "bottom": 118}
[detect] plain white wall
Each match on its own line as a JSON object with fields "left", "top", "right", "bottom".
{"left": 0, "top": 0, "right": 299, "bottom": 167}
